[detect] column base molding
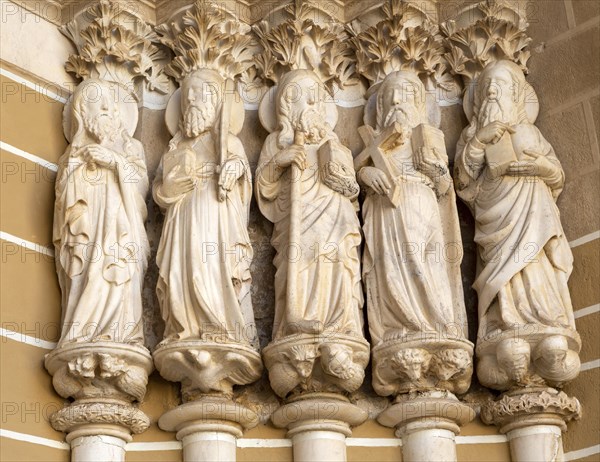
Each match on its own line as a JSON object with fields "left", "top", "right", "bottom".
{"left": 378, "top": 390, "right": 475, "bottom": 462}
{"left": 272, "top": 393, "right": 367, "bottom": 462}
{"left": 159, "top": 396, "right": 259, "bottom": 462}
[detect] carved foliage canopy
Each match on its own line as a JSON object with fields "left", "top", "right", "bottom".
{"left": 349, "top": 0, "right": 452, "bottom": 90}
{"left": 441, "top": 0, "right": 531, "bottom": 84}
{"left": 252, "top": 1, "right": 356, "bottom": 89}
{"left": 156, "top": 1, "right": 258, "bottom": 83}
{"left": 61, "top": 0, "right": 169, "bottom": 92}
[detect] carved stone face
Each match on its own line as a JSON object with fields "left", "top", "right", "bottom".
{"left": 497, "top": 339, "right": 531, "bottom": 382}
{"left": 381, "top": 79, "right": 422, "bottom": 130}
{"left": 391, "top": 348, "right": 430, "bottom": 381}
{"left": 181, "top": 73, "right": 220, "bottom": 138}
{"left": 280, "top": 75, "right": 327, "bottom": 144}
{"left": 535, "top": 336, "right": 569, "bottom": 373}
{"left": 292, "top": 360, "right": 310, "bottom": 378}
{"left": 432, "top": 349, "right": 471, "bottom": 381}
{"left": 81, "top": 87, "right": 120, "bottom": 144}
{"left": 478, "top": 64, "right": 519, "bottom": 127}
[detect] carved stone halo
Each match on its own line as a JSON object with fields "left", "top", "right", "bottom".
{"left": 164, "top": 84, "right": 246, "bottom": 137}
{"left": 63, "top": 78, "right": 139, "bottom": 143}
{"left": 258, "top": 74, "right": 339, "bottom": 134}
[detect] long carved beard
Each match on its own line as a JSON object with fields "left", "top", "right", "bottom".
{"left": 294, "top": 108, "right": 328, "bottom": 144}
{"left": 84, "top": 113, "right": 118, "bottom": 144}
{"left": 384, "top": 105, "right": 419, "bottom": 129}
{"left": 183, "top": 104, "right": 215, "bottom": 138}
{"left": 478, "top": 97, "right": 517, "bottom": 127}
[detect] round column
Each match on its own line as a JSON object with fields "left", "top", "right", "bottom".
{"left": 401, "top": 426, "right": 458, "bottom": 462}
{"left": 378, "top": 391, "right": 475, "bottom": 462}
{"left": 159, "top": 398, "right": 258, "bottom": 462}
{"left": 481, "top": 388, "right": 581, "bottom": 462}
{"left": 272, "top": 394, "right": 367, "bottom": 462}
{"left": 69, "top": 434, "right": 128, "bottom": 462}
{"left": 291, "top": 430, "right": 348, "bottom": 462}
{"left": 507, "top": 425, "right": 565, "bottom": 462}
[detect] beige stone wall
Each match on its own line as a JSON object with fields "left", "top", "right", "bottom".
{"left": 0, "top": 1, "right": 598, "bottom": 460}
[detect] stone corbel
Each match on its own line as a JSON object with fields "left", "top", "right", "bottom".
{"left": 45, "top": 1, "right": 169, "bottom": 460}
{"left": 445, "top": 2, "right": 583, "bottom": 460}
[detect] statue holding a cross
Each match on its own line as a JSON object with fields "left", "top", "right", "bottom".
{"left": 356, "top": 71, "right": 472, "bottom": 396}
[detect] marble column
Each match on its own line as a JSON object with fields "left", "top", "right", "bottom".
{"left": 482, "top": 389, "right": 581, "bottom": 462}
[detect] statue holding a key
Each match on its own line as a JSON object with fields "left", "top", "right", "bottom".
{"left": 356, "top": 70, "right": 472, "bottom": 396}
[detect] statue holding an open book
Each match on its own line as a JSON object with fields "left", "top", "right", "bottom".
{"left": 356, "top": 71, "right": 472, "bottom": 396}
{"left": 455, "top": 60, "right": 580, "bottom": 391}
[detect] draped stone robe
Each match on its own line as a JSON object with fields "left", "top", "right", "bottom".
{"left": 255, "top": 133, "right": 364, "bottom": 340}
{"left": 153, "top": 131, "right": 256, "bottom": 346}
{"left": 455, "top": 123, "right": 575, "bottom": 339}
{"left": 361, "top": 131, "right": 467, "bottom": 345}
{"left": 53, "top": 137, "right": 149, "bottom": 346}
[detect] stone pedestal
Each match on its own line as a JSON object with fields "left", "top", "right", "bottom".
{"left": 378, "top": 391, "right": 475, "bottom": 462}
{"left": 45, "top": 343, "right": 153, "bottom": 462}
{"left": 481, "top": 388, "right": 581, "bottom": 462}
{"left": 272, "top": 394, "right": 368, "bottom": 462}
{"left": 159, "top": 397, "right": 258, "bottom": 462}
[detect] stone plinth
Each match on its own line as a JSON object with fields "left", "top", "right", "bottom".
{"left": 378, "top": 391, "right": 475, "bottom": 462}
{"left": 159, "top": 397, "right": 259, "bottom": 462}
{"left": 272, "top": 394, "right": 368, "bottom": 462}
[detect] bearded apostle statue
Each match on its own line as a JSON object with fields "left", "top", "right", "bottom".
{"left": 455, "top": 60, "right": 580, "bottom": 390}
{"left": 53, "top": 79, "right": 150, "bottom": 349}
{"left": 46, "top": 79, "right": 153, "bottom": 435}
{"left": 354, "top": 71, "right": 472, "bottom": 396}
{"left": 256, "top": 70, "right": 369, "bottom": 398}
{"left": 152, "top": 69, "right": 262, "bottom": 400}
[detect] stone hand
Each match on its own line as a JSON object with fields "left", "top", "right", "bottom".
{"left": 359, "top": 166, "right": 391, "bottom": 195}
{"left": 82, "top": 145, "right": 115, "bottom": 169}
{"left": 475, "top": 121, "right": 515, "bottom": 145}
{"left": 506, "top": 160, "right": 538, "bottom": 176}
{"left": 524, "top": 149, "right": 559, "bottom": 179}
{"left": 163, "top": 165, "right": 196, "bottom": 197}
{"left": 218, "top": 158, "right": 245, "bottom": 201}
{"left": 275, "top": 145, "right": 307, "bottom": 171}
{"left": 416, "top": 147, "right": 448, "bottom": 180}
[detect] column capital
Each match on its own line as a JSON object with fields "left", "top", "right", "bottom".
{"left": 481, "top": 387, "right": 581, "bottom": 434}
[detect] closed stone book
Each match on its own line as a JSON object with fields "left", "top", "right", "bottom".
{"left": 484, "top": 131, "right": 517, "bottom": 176}
{"left": 411, "top": 123, "right": 448, "bottom": 164}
